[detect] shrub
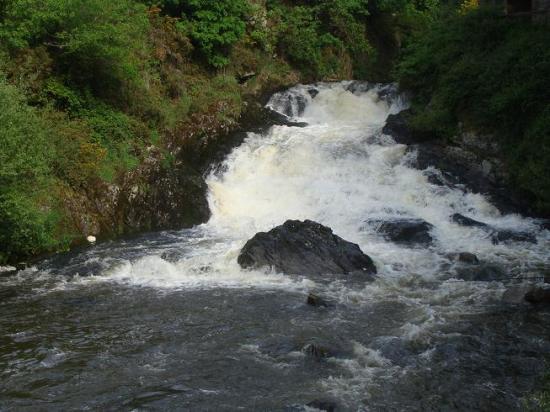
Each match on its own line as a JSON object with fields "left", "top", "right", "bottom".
{"left": 178, "top": 0, "right": 251, "bottom": 68}
{"left": 0, "top": 79, "right": 64, "bottom": 262}
{"left": 0, "top": 0, "right": 150, "bottom": 99}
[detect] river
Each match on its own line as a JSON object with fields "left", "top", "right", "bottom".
{"left": 1, "top": 82, "right": 549, "bottom": 411}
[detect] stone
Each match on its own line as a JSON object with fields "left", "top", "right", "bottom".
{"left": 451, "top": 213, "right": 489, "bottom": 228}
{"left": 307, "top": 293, "right": 330, "bottom": 308}
{"left": 455, "top": 263, "right": 507, "bottom": 282}
{"left": 451, "top": 214, "right": 536, "bottom": 244}
{"left": 524, "top": 286, "right": 550, "bottom": 305}
{"left": 490, "top": 230, "right": 536, "bottom": 245}
{"left": 301, "top": 343, "right": 332, "bottom": 361}
{"left": 238, "top": 220, "right": 377, "bottom": 277}
{"left": 305, "top": 400, "right": 337, "bottom": 411}
{"left": 367, "top": 218, "right": 434, "bottom": 247}
{"left": 458, "top": 252, "right": 479, "bottom": 264}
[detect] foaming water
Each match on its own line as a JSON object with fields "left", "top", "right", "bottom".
{"left": 2, "top": 82, "right": 549, "bottom": 411}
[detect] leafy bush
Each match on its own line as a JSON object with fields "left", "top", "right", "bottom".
{"left": 178, "top": 0, "right": 250, "bottom": 68}
{"left": 0, "top": 0, "right": 150, "bottom": 99}
{"left": 267, "top": 0, "right": 373, "bottom": 78}
{"left": 0, "top": 79, "right": 63, "bottom": 262}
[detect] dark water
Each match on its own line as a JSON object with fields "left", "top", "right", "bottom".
{"left": 1, "top": 83, "right": 550, "bottom": 411}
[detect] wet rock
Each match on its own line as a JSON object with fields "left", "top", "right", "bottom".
{"left": 451, "top": 214, "right": 536, "bottom": 244}
{"left": 306, "top": 400, "right": 337, "bottom": 411}
{"left": 502, "top": 285, "right": 535, "bottom": 304}
{"left": 345, "top": 81, "right": 373, "bottom": 95}
{"left": 458, "top": 252, "right": 479, "bottom": 264}
{"left": 307, "top": 293, "right": 330, "bottom": 308}
{"left": 409, "top": 138, "right": 537, "bottom": 216}
{"left": 451, "top": 214, "right": 489, "bottom": 229}
{"left": 238, "top": 220, "right": 377, "bottom": 277}
{"left": 308, "top": 89, "right": 319, "bottom": 99}
{"left": 123, "top": 162, "right": 211, "bottom": 232}
{"left": 455, "top": 263, "right": 507, "bottom": 282}
{"left": 490, "top": 230, "right": 536, "bottom": 245}
{"left": 367, "top": 218, "right": 434, "bottom": 247}
{"left": 447, "top": 252, "right": 480, "bottom": 264}
{"left": 524, "top": 286, "right": 550, "bottom": 305}
{"left": 382, "top": 111, "right": 416, "bottom": 145}
{"left": 301, "top": 343, "right": 332, "bottom": 361}
{"left": 265, "top": 108, "right": 308, "bottom": 128}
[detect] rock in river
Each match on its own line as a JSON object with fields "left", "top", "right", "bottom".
{"left": 237, "top": 220, "right": 377, "bottom": 277}
{"left": 367, "top": 218, "right": 434, "bottom": 247}
{"left": 450, "top": 213, "right": 536, "bottom": 244}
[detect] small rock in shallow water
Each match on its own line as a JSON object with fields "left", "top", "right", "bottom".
{"left": 502, "top": 285, "right": 535, "bottom": 304}
{"left": 305, "top": 400, "right": 337, "bottom": 411}
{"left": 524, "top": 286, "right": 550, "bottom": 305}
{"left": 306, "top": 293, "right": 330, "bottom": 308}
{"left": 458, "top": 252, "right": 479, "bottom": 264}
{"left": 301, "top": 343, "right": 332, "bottom": 361}
{"left": 447, "top": 252, "right": 479, "bottom": 264}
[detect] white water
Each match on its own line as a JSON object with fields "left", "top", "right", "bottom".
{"left": 101, "top": 81, "right": 548, "bottom": 293}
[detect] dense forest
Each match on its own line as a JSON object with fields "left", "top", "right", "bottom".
{"left": 0, "top": 0, "right": 548, "bottom": 268}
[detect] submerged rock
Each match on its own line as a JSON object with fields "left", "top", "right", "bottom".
{"left": 367, "top": 218, "right": 434, "bottom": 247}
{"left": 451, "top": 213, "right": 489, "bottom": 228}
{"left": 524, "top": 286, "right": 550, "bottom": 305}
{"left": 238, "top": 220, "right": 377, "bottom": 277}
{"left": 457, "top": 252, "right": 480, "bottom": 264}
{"left": 305, "top": 400, "right": 337, "bottom": 411}
{"left": 450, "top": 213, "right": 536, "bottom": 244}
{"left": 503, "top": 285, "right": 550, "bottom": 305}
{"left": 455, "top": 263, "right": 507, "bottom": 282}
{"left": 490, "top": 230, "right": 536, "bottom": 244}
{"left": 306, "top": 293, "right": 330, "bottom": 308}
{"left": 301, "top": 343, "right": 332, "bottom": 361}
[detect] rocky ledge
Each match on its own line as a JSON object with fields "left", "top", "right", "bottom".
{"left": 383, "top": 110, "right": 538, "bottom": 216}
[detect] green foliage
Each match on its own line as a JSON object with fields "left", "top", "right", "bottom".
{"left": 0, "top": 79, "right": 64, "bottom": 262}
{"left": 0, "top": 0, "right": 150, "bottom": 98}
{"left": 0, "top": 79, "right": 53, "bottom": 189}
{"left": 397, "top": 9, "right": 550, "bottom": 213}
{"left": 178, "top": 0, "right": 250, "bottom": 68}
{"left": 0, "top": 190, "right": 64, "bottom": 264}
{"left": 265, "top": 0, "right": 375, "bottom": 78}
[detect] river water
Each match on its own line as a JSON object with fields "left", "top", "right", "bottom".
{"left": 1, "top": 82, "right": 549, "bottom": 411}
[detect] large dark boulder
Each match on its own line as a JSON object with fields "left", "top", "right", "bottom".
{"left": 367, "top": 218, "right": 434, "bottom": 247}
{"left": 237, "top": 220, "right": 377, "bottom": 277}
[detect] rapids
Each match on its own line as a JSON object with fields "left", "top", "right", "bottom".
{"left": 1, "top": 82, "right": 549, "bottom": 411}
